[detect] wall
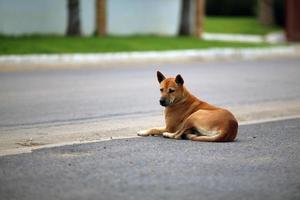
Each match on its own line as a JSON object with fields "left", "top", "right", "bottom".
{"left": 80, "top": 0, "right": 96, "bottom": 36}
{"left": 107, "top": 0, "right": 181, "bottom": 36}
{"left": 0, "top": 0, "right": 66, "bottom": 35}
{"left": 0, "top": 0, "right": 95, "bottom": 36}
{"left": 0, "top": 0, "right": 180, "bottom": 36}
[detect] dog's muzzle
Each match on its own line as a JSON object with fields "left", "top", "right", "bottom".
{"left": 159, "top": 98, "right": 170, "bottom": 107}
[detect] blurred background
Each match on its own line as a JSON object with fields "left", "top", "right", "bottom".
{"left": 0, "top": 0, "right": 287, "bottom": 35}
{"left": 0, "top": 0, "right": 290, "bottom": 36}
{"left": 0, "top": 0, "right": 299, "bottom": 55}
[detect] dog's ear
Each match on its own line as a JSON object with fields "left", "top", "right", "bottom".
{"left": 157, "top": 71, "right": 166, "bottom": 83}
{"left": 175, "top": 74, "right": 184, "bottom": 85}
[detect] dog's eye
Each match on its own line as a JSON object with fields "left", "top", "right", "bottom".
{"left": 160, "top": 88, "right": 163, "bottom": 92}
{"left": 169, "top": 89, "right": 175, "bottom": 93}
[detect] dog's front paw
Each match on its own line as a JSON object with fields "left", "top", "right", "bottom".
{"left": 137, "top": 130, "right": 150, "bottom": 137}
{"left": 163, "top": 132, "right": 175, "bottom": 138}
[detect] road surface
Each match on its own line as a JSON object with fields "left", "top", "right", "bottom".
{"left": 0, "top": 58, "right": 300, "bottom": 154}
{"left": 1, "top": 58, "right": 300, "bottom": 127}
{"left": 0, "top": 118, "right": 299, "bottom": 200}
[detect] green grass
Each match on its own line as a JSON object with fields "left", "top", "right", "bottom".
{"left": 0, "top": 17, "right": 282, "bottom": 55}
{"left": 0, "top": 35, "right": 273, "bottom": 55}
{"left": 204, "top": 16, "right": 282, "bottom": 35}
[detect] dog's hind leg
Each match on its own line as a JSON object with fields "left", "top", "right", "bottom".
{"left": 163, "top": 125, "right": 192, "bottom": 139}
{"left": 137, "top": 127, "right": 166, "bottom": 137}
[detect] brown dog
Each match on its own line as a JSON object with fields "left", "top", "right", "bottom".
{"left": 137, "top": 71, "right": 238, "bottom": 142}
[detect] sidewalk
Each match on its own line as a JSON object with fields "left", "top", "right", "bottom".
{"left": 203, "top": 32, "right": 286, "bottom": 43}
{"left": 1, "top": 31, "right": 299, "bottom": 72}
{"left": 0, "top": 45, "right": 299, "bottom": 72}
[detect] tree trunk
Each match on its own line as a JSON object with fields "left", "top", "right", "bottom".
{"left": 195, "top": 0, "right": 205, "bottom": 38}
{"left": 286, "top": 0, "right": 300, "bottom": 41}
{"left": 259, "top": 0, "right": 274, "bottom": 26}
{"left": 67, "top": 0, "right": 81, "bottom": 36}
{"left": 179, "top": 0, "right": 191, "bottom": 35}
{"left": 96, "top": 0, "right": 106, "bottom": 36}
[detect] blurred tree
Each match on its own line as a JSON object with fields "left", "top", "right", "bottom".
{"left": 195, "top": 0, "right": 205, "bottom": 37}
{"left": 258, "top": 0, "right": 274, "bottom": 25}
{"left": 179, "top": 0, "right": 192, "bottom": 35}
{"left": 96, "top": 0, "right": 106, "bottom": 36}
{"left": 179, "top": 0, "right": 205, "bottom": 37}
{"left": 286, "top": 0, "right": 300, "bottom": 41}
{"left": 67, "top": 0, "right": 81, "bottom": 36}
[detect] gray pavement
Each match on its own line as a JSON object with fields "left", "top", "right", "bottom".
{"left": 1, "top": 118, "right": 300, "bottom": 200}
{"left": 1, "top": 58, "right": 300, "bottom": 129}
{"left": 1, "top": 57, "right": 300, "bottom": 154}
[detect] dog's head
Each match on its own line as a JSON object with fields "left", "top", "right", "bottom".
{"left": 156, "top": 71, "right": 185, "bottom": 107}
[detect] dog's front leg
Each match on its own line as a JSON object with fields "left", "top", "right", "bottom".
{"left": 137, "top": 127, "right": 166, "bottom": 137}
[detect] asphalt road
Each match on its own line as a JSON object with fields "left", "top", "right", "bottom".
{"left": 0, "top": 118, "right": 299, "bottom": 200}
{"left": 0, "top": 58, "right": 300, "bottom": 130}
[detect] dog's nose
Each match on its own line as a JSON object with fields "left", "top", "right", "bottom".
{"left": 159, "top": 98, "right": 168, "bottom": 107}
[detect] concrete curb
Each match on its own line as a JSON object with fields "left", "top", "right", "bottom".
{"left": 203, "top": 33, "right": 265, "bottom": 43}
{"left": 202, "top": 32, "right": 286, "bottom": 43}
{"left": 0, "top": 45, "right": 299, "bottom": 71}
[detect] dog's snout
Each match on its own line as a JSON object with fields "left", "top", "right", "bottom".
{"left": 159, "top": 98, "right": 169, "bottom": 107}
